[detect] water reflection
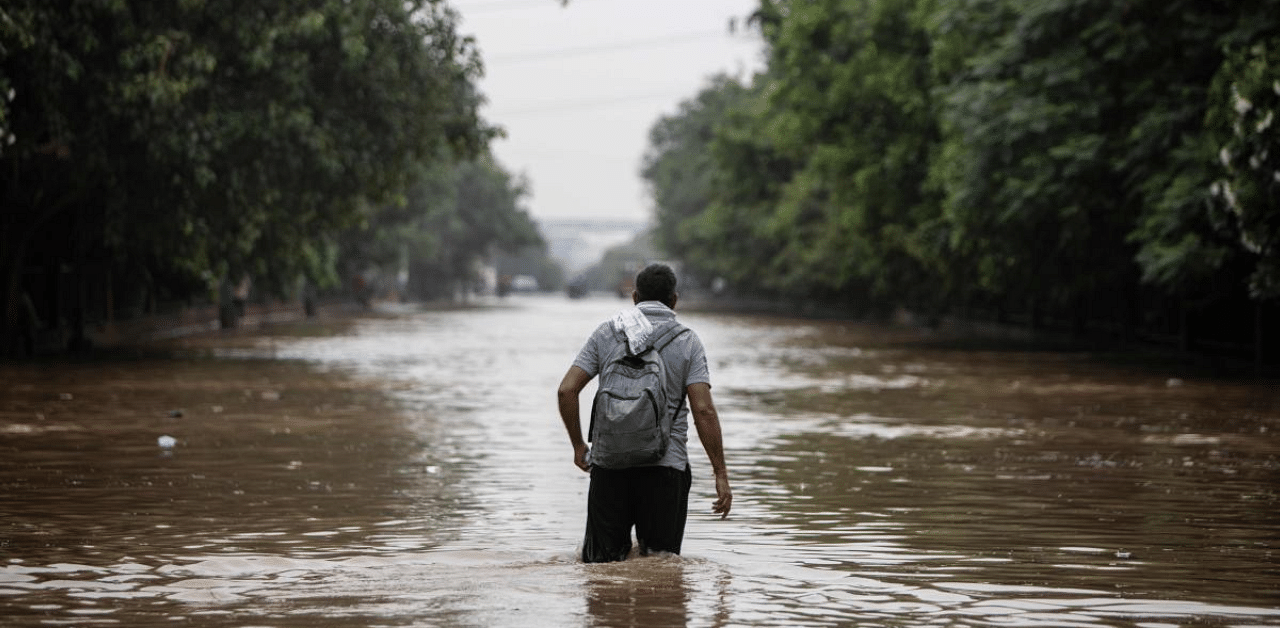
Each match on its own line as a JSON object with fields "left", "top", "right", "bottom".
{"left": 1, "top": 295, "right": 1277, "bottom": 627}
{"left": 584, "top": 557, "right": 693, "bottom": 627}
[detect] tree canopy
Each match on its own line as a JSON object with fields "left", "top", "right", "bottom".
{"left": 643, "top": 0, "right": 1279, "bottom": 353}
{"left": 1, "top": 0, "right": 546, "bottom": 352}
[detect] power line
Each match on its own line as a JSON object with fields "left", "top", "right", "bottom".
{"left": 454, "top": 0, "right": 565, "bottom": 14}
{"left": 485, "top": 29, "right": 737, "bottom": 64}
{"left": 489, "top": 91, "right": 689, "bottom": 117}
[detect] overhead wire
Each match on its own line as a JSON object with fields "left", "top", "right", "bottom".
{"left": 488, "top": 91, "right": 692, "bottom": 117}
{"left": 453, "top": 0, "right": 565, "bottom": 13}
{"left": 455, "top": 1, "right": 758, "bottom": 119}
{"left": 479, "top": 29, "right": 755, "bottom": 117}
{"left": 484, "top": 29, "right": 735, "bottom": 64}
{"left": 453, "top": 0, "right": 634, "bottom": 14}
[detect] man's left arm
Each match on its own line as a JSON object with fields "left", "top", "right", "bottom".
{"left": 557, "top": 366, "right": 594, "bottom": 472}
{"left": 688, "top": 382, "right": 731, "bottom": 518}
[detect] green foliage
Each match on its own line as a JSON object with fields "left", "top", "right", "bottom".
{"left": 646, "top": 0, "right": 939, "bottom": 307}
{"left": 644, "top": 0, "right": 1277, "bottom": 346}
{"left": 935, "top": 0, "right": 1128, "bottom": 312}
{"left": 495, "top": 245, "right": 565, "bottom": 293}
{"left": 1207, "top": 26, "right": 1280, "bottom": 299}
{"left": 641, "top": 75, "right": 750, "bottom": 265}
{"left": 0, "top": 0, "right": 497, "bottom": 349}
{"left": 2, "top": 0, "right": 486, "bottom": 271}
{"left": 376, "top": 156, "right": 544, "bottom": 300}
{"left": 756, "top": 0, "right": 937, "bottom": 302}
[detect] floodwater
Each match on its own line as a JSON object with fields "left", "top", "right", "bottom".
{"left": 1, "top": 295, "right": 1277, "bottom": 627}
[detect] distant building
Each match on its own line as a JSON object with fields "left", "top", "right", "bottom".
{"left": 538, "top": 218, "right": 647, "bottom": 278}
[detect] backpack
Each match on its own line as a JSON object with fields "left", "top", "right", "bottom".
{"left": 588, "top": 321, "right": 690, "bottom": 469}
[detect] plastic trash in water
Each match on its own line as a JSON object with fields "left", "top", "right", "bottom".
{"left": 157, "top": 435, "right": 177, "bottom": 448}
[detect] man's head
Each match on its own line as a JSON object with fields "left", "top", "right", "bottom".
{"left": 633, "top": 263, "right": 678, "bottom": 308}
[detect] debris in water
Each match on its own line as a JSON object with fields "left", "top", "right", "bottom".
{"left": 157, "top": 435, "right": 177, "bottom": 448}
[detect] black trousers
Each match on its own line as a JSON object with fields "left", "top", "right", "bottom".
{"left": 582, "top": 465, "right": 693, "bottom": 563}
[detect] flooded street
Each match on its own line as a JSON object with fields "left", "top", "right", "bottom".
{"left": 2, "top": 295, "right": 1278, "bottom": 627}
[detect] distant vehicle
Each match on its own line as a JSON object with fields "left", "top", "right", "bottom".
{"left": 511, "top": 275, "right": 539, "bottom": 292}
{"left": 616, "top": 273, "right": 634, "bottom": 299}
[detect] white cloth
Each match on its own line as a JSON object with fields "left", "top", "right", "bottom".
{"left": 611, "top": 305, "right": 654, "bottom": 354}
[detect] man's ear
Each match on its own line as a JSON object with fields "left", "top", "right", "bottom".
{"left": 632, "top": 291, "right": 640, "bottom": 304}
{"left": 669, "top": 293, "right": 679, "bottom": 310}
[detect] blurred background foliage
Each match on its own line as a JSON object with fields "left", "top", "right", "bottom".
{"left": 643, "top": 0, "right": 1279, "bottom": 357}
{"left": 0, "top": 0, "right": 548, "bottom": 353}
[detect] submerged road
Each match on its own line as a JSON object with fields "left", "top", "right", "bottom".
{"left": 1, "top": 294, "right": 1277, "bottom": 626}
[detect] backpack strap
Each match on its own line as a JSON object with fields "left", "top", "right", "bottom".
{"left": 647, "top": 321, "right": 690, "bottom": 355}
{"left": 652, "top": 322, "right": 690, "bottom": 435}
{"left": 590, "top": 321, "right": 690, "bottom": 446}
{"left": 613, "top": 320, "right": 689, "bottom": 356}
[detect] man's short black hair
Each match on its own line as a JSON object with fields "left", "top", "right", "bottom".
{"left": 635, "top": 263, "right": 677, "bottom": 306}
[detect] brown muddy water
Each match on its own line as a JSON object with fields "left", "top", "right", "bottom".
{"left": 1, "top": 295, "right": 1277, "bottom": 627}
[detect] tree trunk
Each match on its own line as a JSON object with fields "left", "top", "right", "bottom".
{"left": 1179, "top": 298, "right": 1192, "bottom": 353}
{"left": 1257, "top": 302, "right": 1265, "bottom": 375}
{"left": 0, "top": 243, "right": 27, "bottom": 357}
{"left": 1, "top": 195, "right": 78, "bottom": 356}
{"left": 302, "top": 277, "right": 317, "bottom": 318}
{"left": 218, "top": 278, "right": 238, "bottom": 329}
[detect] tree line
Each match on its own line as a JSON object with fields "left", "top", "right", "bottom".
{"left": 0, "top": 0, "right": 546, "bottom": 355}
{"left": 643, "top": 0, "right": 1278, "bottom": 359}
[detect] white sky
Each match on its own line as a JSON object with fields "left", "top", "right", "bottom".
{"left": 453, "top": 0, "right": 765, "bottom": 224}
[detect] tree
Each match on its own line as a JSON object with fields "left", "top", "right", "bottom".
{"left": 929, "top": 0, "right": 1246, "bottom": 331}
{"left": 648, "top": 0, "right": 939, "bottom": 309}
{"left": 641, "top": 74, "right": 752, "bottom": 269}
{"left": 1, "top": 0, "right": 488, "bottom": 351}
{"left": 400, "top": 156, "right": 543, "bottom": 301}
{"left": 644, "top": 0, "right": 1276, "bottom": 355}
{"left": 750, "top": 0, "right": 938, "bottom": 305}
{"left": 1206, "top": 22, "right": 1280, "bottom": 300}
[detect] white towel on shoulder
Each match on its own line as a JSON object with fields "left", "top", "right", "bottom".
{"left": 611, "top": 306, "right": 654, "bottom": 355}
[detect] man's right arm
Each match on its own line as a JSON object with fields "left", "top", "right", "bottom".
{"left": 557, "top": 366, "right": 594, "bottom": 472}
{"left": 687, "top": 382, "right": 732, "bottom": 518}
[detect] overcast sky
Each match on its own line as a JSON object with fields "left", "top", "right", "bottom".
{"left": 453, "top": 0, "right": 765, "bottom": 224}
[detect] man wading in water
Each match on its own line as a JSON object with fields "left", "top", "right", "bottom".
{"left": 557, "top": 263, "right": 732, "bottom": 563}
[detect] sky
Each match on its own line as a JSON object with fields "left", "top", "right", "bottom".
{"left": 452, "top": 0, "right": 765, "bottom": 225}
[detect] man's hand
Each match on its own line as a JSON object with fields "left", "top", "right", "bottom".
{"left": 574, "top": 443, "right": 591, "bottom": 472}
{"left": 712, "top": 472, "right": 732, "bottom": 519}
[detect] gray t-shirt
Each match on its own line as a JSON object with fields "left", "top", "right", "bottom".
{"left": 572, "top": 301, "right": 711, "bottom": 471}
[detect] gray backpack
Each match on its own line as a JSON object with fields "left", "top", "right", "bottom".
{"left": 588, "top": 321, "right": 690, "bottom": 469}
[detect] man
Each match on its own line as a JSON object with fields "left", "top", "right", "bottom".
{"left": 557, "top": 263, "right": 732, "bottom": 563}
